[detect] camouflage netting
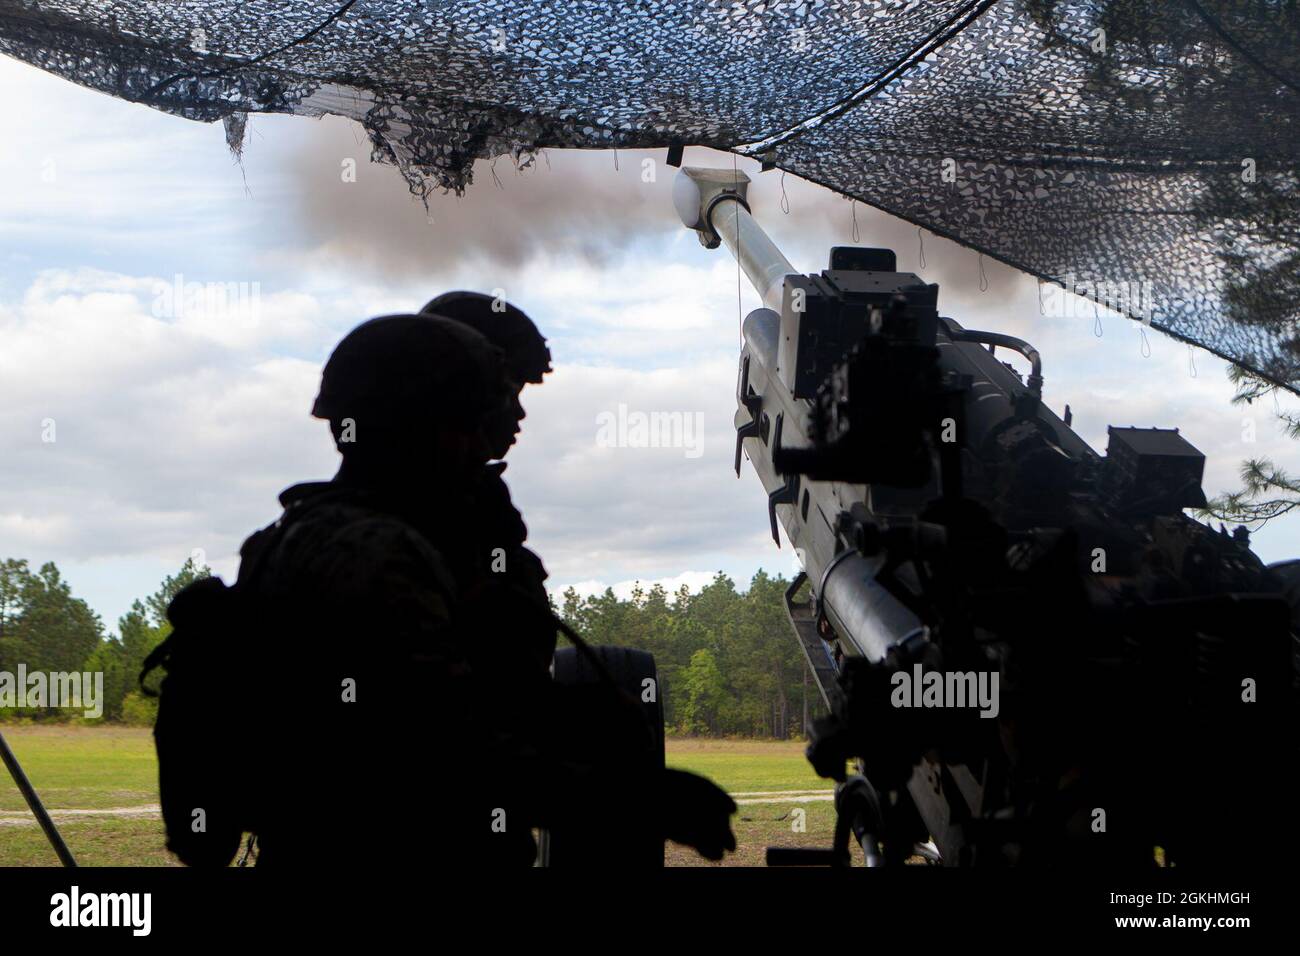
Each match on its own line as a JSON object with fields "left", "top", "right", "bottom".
{"left": 2, "top": 0, "right": 1297, "bottom": 389}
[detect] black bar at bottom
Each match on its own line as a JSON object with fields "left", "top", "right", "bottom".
{"left": 766, "top": 847, "right": 841, "bottom": 867}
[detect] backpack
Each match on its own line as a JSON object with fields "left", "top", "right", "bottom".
{"left": 140, "top": 573, "right": 261, "bottom": 866}
{"left": 139, "top": 496, "right": 330, "bottom": 867}
{"left": 141, "top": 487, "right": 379, "bottom": 866}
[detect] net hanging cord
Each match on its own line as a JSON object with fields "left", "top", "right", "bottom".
{"left": 780, "top": 170, "right": 790, "bottom": 214}
{"left": 1189, "top": 344, "right": 1198, "bottom": 378}
{"left": 851, "top": 199, "right": 860, "bottom": 242}
{"left": 741, "top": 0, "right": 1002, "bottom": 156}
{"left": 917, "top": 227, "right": 927, "bottom": 269}
{"left": 978, "top": 253, "right": 988, "bottom": 292}
{"left": 1094, "top": 301, "right": 1103, "bottom": 338}
{"left": 1037, "top": 279, "right": 1045, "bottom": 315}
{"left": 140, "top": 0, "right": 367, "bottom": 104}
{"left": 734, "top": 151, "right": 743, "bottom": 346}
{"left": 1140, "top": 325, "right": 1151, "bottom": 358}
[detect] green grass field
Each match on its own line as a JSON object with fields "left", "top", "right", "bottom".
{"left": 0, "top": 726, "right": 835, "bottom": 867}
{"left": 663, "top": 739, "right": 837, "bottom": 866}
{"left": 0, "top": 726, "right": 171, "bottom": 866}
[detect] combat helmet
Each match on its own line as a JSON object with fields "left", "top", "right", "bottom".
{"left": 420, "top": 291, "right": 552, "bottom": 385}
{"left": 311, "top": 313, "right": 509, "bottom": 430}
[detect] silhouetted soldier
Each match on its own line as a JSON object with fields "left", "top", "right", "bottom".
{"left": 421, "top": 291, "right": 553, "bottom": 677}
{"left": 155, "top": 310, "right": 735, "bottom": 868}
{"left": 418, "top": 293, "right": 735, "bottom": 865}
{"left": 421, "top": 290, "right": 551, "bottom": 461}
{"left": 233, "top": 312, "right": 510, "bottom": 867}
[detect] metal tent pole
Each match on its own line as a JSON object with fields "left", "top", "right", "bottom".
{"left": 0, "top": 727, "right": 77, "bottom": 866}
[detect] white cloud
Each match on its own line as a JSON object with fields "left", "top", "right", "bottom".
{"left": 559, "top": 571, "right": 726, "bottom": 603}
{"left": 0, "top": 267, "right": 336, "bottom": 575}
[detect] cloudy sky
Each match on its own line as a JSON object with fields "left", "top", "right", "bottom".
{"left": 3, "top": 54, "right": 1299, "bottom": 636}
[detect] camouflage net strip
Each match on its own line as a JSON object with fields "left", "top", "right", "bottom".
{"left": 2, "top": 1, "right": 1296, "bottom": 390}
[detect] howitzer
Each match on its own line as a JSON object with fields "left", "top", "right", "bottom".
{"left": 675, "top": 167, "right": 1300, "bottom": 866}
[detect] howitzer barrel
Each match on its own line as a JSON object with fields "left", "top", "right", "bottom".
{"left": 673, "top": 167, "right": 794, "bottom": 311}
{"left": 712, "top": 200, "right": 794, "bottom": 313}
{"left": 676, "top": 167, "right": 916, "bottom": 666}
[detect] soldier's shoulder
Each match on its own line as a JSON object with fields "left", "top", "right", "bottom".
{"left": 252, "top": 489, "right": 457, "bottom": 605}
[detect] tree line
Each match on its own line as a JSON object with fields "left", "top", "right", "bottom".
{"left": 0, "top": 557, "right": 207, "bottom": 725}
{"left": 0, "top": 557, "right": 820, "bottom": 738}
{"left": 557, "top": 571, "right": 823, "bottom": 738}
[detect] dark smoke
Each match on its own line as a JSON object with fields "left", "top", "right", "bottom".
{"left": 280, "top": 114, "right": 1005, "bottom": 300}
